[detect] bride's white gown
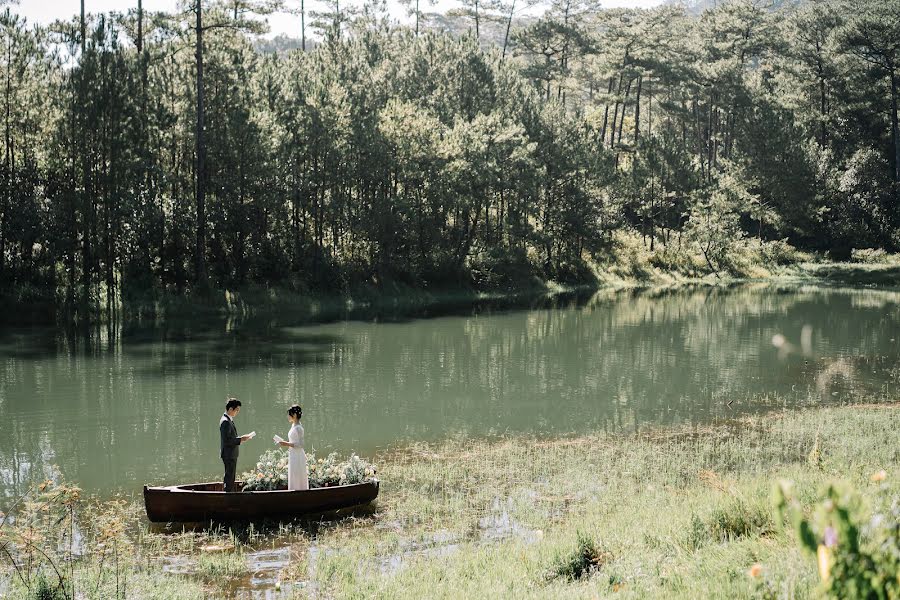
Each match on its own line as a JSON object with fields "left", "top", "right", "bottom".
{"left": 287, "top": 423, "right": 309, "bottom": 491}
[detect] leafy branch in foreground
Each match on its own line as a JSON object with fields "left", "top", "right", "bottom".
{"left": 773, "top": 475, "right": 899, "bottom": 599}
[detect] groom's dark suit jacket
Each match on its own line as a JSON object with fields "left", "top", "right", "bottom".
{"left": 220, "top": 414, "right": 241, "bottom": 460}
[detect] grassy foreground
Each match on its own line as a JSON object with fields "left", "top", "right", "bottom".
{"left": 301, "top": 404, "right": 898, "bottom": 599}
{"left": 1, "top": 403, "right": 897, "bottom": 599}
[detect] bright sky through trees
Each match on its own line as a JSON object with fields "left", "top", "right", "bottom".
{"left": 18, "top": 0, "right": 666, "bottom": 37}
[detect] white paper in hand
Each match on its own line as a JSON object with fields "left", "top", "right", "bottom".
{"left": 273, "top": 435, "right": 285, "bottom": 444}
{"left": 246, "top": 431, "right": 256, "bottom": 440}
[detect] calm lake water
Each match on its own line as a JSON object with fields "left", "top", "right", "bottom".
{"left": 1, "top": 283, "right": 898, "bottom": 498}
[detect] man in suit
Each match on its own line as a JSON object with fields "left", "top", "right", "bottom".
{"left": 220, "top": 398, "right": 252, "bottom": 492}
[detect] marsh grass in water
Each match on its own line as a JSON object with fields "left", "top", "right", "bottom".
{"left": 195, "top": 548, "right": 247, "bottom": 580}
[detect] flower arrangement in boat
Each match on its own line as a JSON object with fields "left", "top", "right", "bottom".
{"left": 241, "top": 449, "right": 377, "bottom": 491}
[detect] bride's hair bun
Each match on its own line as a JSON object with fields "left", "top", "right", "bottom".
{"left": 287, "top": 404, "right": 302, "bottom": 419}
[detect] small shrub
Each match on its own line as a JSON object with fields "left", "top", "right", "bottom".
{"left": 467, "top": 246, "right": 537, "bottom": 289}
{"left": 774, "top": 479, "right": 900, "bottom": 600}
{"left": 850, "top": 248, "right": 888, "bottom": 264}
{"left": 689, "top": 498, "right": 773, "bottom": 547}
{"left": 30, "top": 572, "right": 66, "bottom": 600}
{"left": 547, "top": 531, "right": 610, "bottom": 582}
{"left": 0, "top": 479, "right": 80, "bottom": 599}
{"left": 761, "top": 239, "right": 807, "bottom": 266}
{"left": 687, "top": 513, "right": 708, "bottom": 550}
{"left": 648, "top": 244, "right": 701, "bottom": 275}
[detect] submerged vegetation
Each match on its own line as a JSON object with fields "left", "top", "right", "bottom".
{"left": 1, "top": 402, "right": 897, "bottom": 598}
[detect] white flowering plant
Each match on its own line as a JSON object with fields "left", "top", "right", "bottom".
{"left": 240, "top": 449, "right": 377, "bottom": 491}
{"left": 241, "top": 449, "right": 288, "bottom": 491}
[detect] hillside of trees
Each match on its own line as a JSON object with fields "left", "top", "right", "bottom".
{"left": 1, "top": 0, "right": 898, "bottom": 319}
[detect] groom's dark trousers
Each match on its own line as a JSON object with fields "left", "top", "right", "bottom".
{"left": 220, "top": 414, "right": 241, "bottom": 492}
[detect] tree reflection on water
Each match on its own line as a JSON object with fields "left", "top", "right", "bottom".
{"left": 1, "top": 283, "right": 898, "bottom": 498}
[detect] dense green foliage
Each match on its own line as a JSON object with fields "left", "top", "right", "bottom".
{"left": 1, "top": 0, "right": 898, "bottom": 315}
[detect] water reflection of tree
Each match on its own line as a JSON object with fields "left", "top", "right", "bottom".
{"left": 1, "top": 283, "right": 899, "bottom": 498}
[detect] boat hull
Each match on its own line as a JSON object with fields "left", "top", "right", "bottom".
{"left": 143, "top": 480, "right": 379, "bottom": 522}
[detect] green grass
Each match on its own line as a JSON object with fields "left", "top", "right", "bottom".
{"left": 0, "top": 568, "right": 210, "bottom": 600}
{"left": 195, "top": 546, "right": 247, "bottom": 580}
{"left": 789, "top": 262, "right": 900, "bottom": 287}
{"left": 546, "top": 531, "right": 611, "bottom": 582}
{"left": 2, "top": 403, "right": 897, "bottom": 599}
{"left": 586, "top": 231, "right": 900, "bottom": 289}
{"left": 292, "top": 403, "right": 898, "bottom": 599}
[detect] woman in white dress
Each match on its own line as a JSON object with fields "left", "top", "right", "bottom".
{"left": 278, "top": 405, "right": 309, "bottom": 491}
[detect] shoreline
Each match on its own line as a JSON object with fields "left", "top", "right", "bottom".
{"left": 4, "top": 259, "right": 900, "bottom": 330}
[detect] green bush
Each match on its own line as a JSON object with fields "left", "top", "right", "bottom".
{"left": 850, "top": 248, "right": 900, "bottom": 265}
{"left": 30, "top": 572, "right": 66, "bottom": 600}
{"left": 687, "top": 497, "right": 773, "bottom": 548}
{"left": 467, "top": 246, "right": 538, "bottom": 289}
{"left": 761, "top": 239, "right": 807, "bottom": 265}
{"left": 774, "top": 478, "right": 900, "bottom": 599}
{"left": 546, "top": 531, "right": 610, "bottom": 582}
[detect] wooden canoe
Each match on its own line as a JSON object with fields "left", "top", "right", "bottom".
{"left": 143, "top": 480, "right": 379, "bottom": 522}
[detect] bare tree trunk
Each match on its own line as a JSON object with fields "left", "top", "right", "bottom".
{"left": 609, "top": 97, "right": 620, "bottom": 147}
{"left": 616, "top": 78, "right": 632, "bottom": 145}
{"left": 80, "top": 34, "right": 92, "bottom": 311}
{"left": 891, "top": 69, "right": 900, "bottom": 189}
{"left": 137, "top": 0, "right": 143, "bottom": 53}
{"left": 692, "top": 98, "right": 704, "bottom": 181}
{"left": 67, "top": 87, "right": 77, "bottom": 306}
{"left": 707, "top": 91, "right": 717, "bottom": 178}
{"left": 2, "top": 37, "right": 10, "bottom": 281}
{"left": 501, "top": 0, "right": 515, "bottom": 60}
{"left": 633, "top": 73, "right": 642, "bottom": 145}
{"left": 647, "top": 76, "right": 654, "bottom": 251}
{"left": 194, "top": 0, "right": 208, "bottom": 286}
{"left": 474, "top": 0, "right": 480, "bottom": 39}
{"left": 599, "top": 77, "right": 613, "bottom": 148}
{"left": 81, "top": 0, "right": 86, "bottom": 54}
{"left": 816, "top": 42, "right": 826, "bottom": 148}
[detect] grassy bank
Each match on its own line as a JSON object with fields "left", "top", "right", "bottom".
{"left": 586, "top": 232, "right": 900, "bottom": 288}
{"left": 290, "top": 403, "right": 899, "bottom": 599}
{"left": 2, "top": 403, "right": 897, "bottom": 599}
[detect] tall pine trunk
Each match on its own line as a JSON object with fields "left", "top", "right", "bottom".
{"left": 194, "top": 0, "right": 208, "bottom": 287}
{"left": 891, "top": 69, "right": 899, "bottom": 190}
{"left": 501, "top": 0, "right": 515, "bottom": 60}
